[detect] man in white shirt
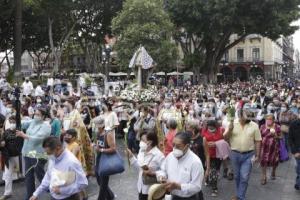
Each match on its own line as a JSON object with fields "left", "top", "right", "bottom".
{"left": 157, "top": 132, "right": 204, "bottom": 200}
{"left": 22, "top": 78, "right": 33, "bottom": 96}
{"left": 34, "top": 85, "right": 44, "bottom": 97}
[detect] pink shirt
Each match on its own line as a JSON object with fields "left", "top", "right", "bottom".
{"left": 164, "top": 129, "right": 177, "bottom": 156}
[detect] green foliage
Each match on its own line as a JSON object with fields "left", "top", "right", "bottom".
{"left": 112, "top": 0, "right": 178, "bottom": 72}
{"left": 167, "top": 0, "right": 300, "bottom": 74}
{"left": 6, "top": 66, "right": 14, "bottom": 84}
{"left": 0, "top": 0, "right": 14, "bottom": 51}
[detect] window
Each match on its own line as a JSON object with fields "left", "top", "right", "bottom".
{"left": 252, "top": 48, "right": 260, "bottom": 61}
{"left": 223, "top": 50, "right": 229, "bottom": 62}
{"left": 237, "top": 49, "right": 244, "bottom": 62}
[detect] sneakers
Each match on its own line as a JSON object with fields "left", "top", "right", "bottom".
{"left": 228, "top": 172, "right": 234, "bottom": 181}
{"left": 0, "top": 195, "right": 12, "bottom": 200}
{"left": 211, "top": 190, "right": 218, "bottom": 197}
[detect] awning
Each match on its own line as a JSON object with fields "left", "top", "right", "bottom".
{"left": 183, "top": 71, "right": 193, "bottom": 76}
{"left": 167, "top": 71, "right": 183, "bottom": 76}
{"left": 155, "top": 72, "right": 166, "bottom": 76}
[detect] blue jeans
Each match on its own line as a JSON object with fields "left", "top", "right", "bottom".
{"left": 24, "top": 157, "right": 47, "bottom": 200}
{"left": 296, "top": 158, "right": 300, "bottom": 187}
{"left": 230, "top": 151, "right": 254, "bottom": 200}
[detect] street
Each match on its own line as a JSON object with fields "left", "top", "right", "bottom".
{"left": 0, "top": 139, "right": 299, "bottom": 200}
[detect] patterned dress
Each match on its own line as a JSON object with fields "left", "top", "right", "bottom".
{"left": 260, "top": 124, "right": 281, "bottom": 167}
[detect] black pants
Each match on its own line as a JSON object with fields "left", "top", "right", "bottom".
{"left": 24, "top": 157, "right": 47, "bottom": 200}
{"left": 96, "top": 174, "right": 114, "bottom": 200}
{"left": 51, "top": 193, "right": 80, "bottom": 200}
{"left": 139, "top": 193, "right": 148, "bottom": 200}
{"left": 172, "top": 194, "right": 199, "bottom": 200}
{"left": 117, "top": 120, "right": 128, "bottom": 137}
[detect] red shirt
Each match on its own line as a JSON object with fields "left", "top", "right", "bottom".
{"left": 202, "top": 127, "right": 224, "bottom": 158}
{"left": 164, "top": 129, "right": 177, "bottom": 156}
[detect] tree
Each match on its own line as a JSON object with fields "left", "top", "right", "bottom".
{"left": 167, "top": 0, "right": 300, "bottom": 81}
{"left": 23, "top": 1, "right": 51, "bottom": 77}
{"left": 14, "top": 0, "right": 23, "bottom": 79}
{"left": 112, "top": 0, "right": 178, "bottom": 72}
{"left": 0, "top": 0, "right": 14, "bottom": 52}
{"left": 74, "top": 0, "right": 122, "bottom": 72}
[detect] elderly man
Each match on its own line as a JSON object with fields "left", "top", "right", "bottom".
{"left": 224, "top": 106, "right": 262, "bottom": 200}
{"left": 30, "top": 137, "right": 88, "bottom": 200}
{"left": 157, "top": 131, "right": 204, "bottom": 200}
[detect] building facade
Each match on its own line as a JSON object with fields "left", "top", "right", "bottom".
{"left": 219, "top": 34, "right": 292, "bottom": 82}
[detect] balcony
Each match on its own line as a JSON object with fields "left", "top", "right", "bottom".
{"left": 220, "top": 57, "right": 262, "bottom": 65}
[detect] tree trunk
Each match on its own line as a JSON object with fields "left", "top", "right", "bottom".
{"left": 14, "top": 0, "right": 22, "bottom": 81}
{"left": 48, "top": 17, "right": 59, "bottom": 73}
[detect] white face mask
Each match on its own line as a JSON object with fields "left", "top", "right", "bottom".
{"left": 37, "top": 99, "right": 42, "bottom": 103}
{"left": 5, "top": 123, "right": 16, "bottom": 130}
{"left": 34, "top": 115, "right": 42, "bottom": 122}
{"left": 140, "top": 112, "right": 145, "bottom": 118}
{"left": 139, "top": 141, "right": 148, "bottom": 151}
{"left": 173, "top": 148, "right": 184, "bottom": 158}
{"left": 281, "top": 107, "right": 287, "bottom": 112}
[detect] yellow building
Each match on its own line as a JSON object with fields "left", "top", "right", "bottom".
{"left": 219, "top": 34, "right": 290, "bottom": 81}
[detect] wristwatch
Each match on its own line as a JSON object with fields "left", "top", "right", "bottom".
{"left": 100, "top": 148, "right": 104, "bottom": 153}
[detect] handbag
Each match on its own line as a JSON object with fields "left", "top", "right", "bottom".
{"left": 141, "top": 155, "right": 158, "bottom": 185}
{"left": 279, "top": 138, "right": 289, "bottom": 162}
{"left": 97, "top": 133, "right": 125, "bottom": 176}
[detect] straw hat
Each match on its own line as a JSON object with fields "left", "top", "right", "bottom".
{"left": 147, "top": 184, "right": 166, "bottom": 200}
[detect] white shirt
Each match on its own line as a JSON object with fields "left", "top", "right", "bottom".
{"left": 47, "top": 78, "right": 54, "bottom": 86}
{"left": 130, "top": 147, "right": 164, "bottom": 194}
{"left": 22, "top": 81, "right": 33, "bottom": 96}
{"left": 156, "top": 149, "right": 204, "bottom": 198}
{"left": 104, "top": 111, "right": 119, "bottom": 131}
{"left": 35, "top": 85, "right": 44, "bottom": 97}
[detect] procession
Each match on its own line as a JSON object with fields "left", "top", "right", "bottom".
{"left": 2, "top": 0, "right": 300, "bottom": 200}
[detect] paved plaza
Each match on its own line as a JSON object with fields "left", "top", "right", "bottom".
{"left": 0, "top": 140, "right": 299, "bottom": 200}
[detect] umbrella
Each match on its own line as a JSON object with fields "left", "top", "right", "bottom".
{"left": 155, "top": 72, "right": 166, "bottom": 76}
{"left": 183, "top": 71, "right": 193, "bottom": 76}
{"left": 167, "top": 71, "right": 183, "bottom": 76}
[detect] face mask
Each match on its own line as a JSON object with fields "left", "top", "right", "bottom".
{"left": 37, "top": 99, "right": 42, "bottom": 103}
{"left": 208, "top": 128, "right": 216, "bottom": 133}
{"left": 266, "top": 120, "right": 273, "bottom": 126}
{"left": 9, "top": 123, "right": 16, "bottom": 130}
{"left": 164, "top": 103, "right": 171, "bottom": 109}
{"left": 34, "top": 115, "right": 42, "bottom": 122}
{"left": 48, "top": 155, "right": 56, "bottom": 160}
{"left": 189, "top": 110, "right": 194, "bottom": 116}
{"left": 173, "top": 148, "right": 184, "bottom": 158}
{"left": 140, "top": 112, "right": 145, "bottom": 118}
{"left": 139, "top": 141, "right": 147, "bottom": 151}
{"left": 64, "top": 138, "right": 71, "bottom": 143}
{"left": 260, "top": 92, "right": 265, "bottom": 96}
{"left": 281, "top": 107, "right": 287, "bottom": 112}
{"left": 292, "top": 103, "right": 297, "bottom": 107}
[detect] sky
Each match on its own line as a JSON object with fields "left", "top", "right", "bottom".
{"left": 293, "top": 19, "right": 300, "bottom": 52}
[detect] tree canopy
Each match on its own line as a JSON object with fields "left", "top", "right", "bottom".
{"left": 166, "top": 0, "right": 300, "bottom": 78}
{"left": 112, "top": 0, "right": 178, "bottom": 72}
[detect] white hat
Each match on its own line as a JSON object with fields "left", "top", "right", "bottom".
{"left": 147, "top": 184, "right": 166, "bottom": 200}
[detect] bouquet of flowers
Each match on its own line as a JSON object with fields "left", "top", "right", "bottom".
{"left": 120, "top": 84, "right": 159, "bottom": 102}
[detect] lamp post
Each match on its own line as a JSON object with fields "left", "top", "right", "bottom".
{"left": 102, "top": 44, "right": 112, "bottom": 78}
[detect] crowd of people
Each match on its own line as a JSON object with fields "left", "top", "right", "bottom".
{"left": 0, "top": 76, "right": 298, "bottom": 200}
